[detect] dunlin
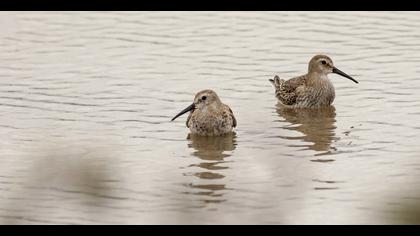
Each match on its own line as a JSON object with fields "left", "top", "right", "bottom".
{"left": 171, "top": 90, "right": 236, "bottom": 136}
{"left": 269, "top": 55, "right": 358, "bottom": 108}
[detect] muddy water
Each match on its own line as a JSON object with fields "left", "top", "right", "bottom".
{"left": 1, "top": 11, "right": 420, "bottom": 224}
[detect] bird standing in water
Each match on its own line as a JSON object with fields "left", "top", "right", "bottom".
{"left": 269, "top": 55, "right": 358, "bottom": 108}
{"left": 171, "top": 90, "right": 236, "bottom": 136}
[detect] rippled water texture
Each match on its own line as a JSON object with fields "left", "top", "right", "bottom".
{"left": 1, "top": 11, "right": 420, "bottom": 224}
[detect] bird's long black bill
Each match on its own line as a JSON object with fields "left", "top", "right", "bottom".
{"left": 171, "top": 103, "right": 195, "bottom": 121}
{"left": 333, "top": 67, "right": 359, "bottom": 84}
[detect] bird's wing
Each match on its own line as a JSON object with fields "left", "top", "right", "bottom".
{"left": 229, "top": 107, "right": 237, "bottom": 128}
{"left": 283, "top": 74, "right": 307, "bottom": 91}
{"left": 270, "top": 75, "right": 307, "bottom": 105}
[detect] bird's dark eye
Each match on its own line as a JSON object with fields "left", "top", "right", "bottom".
{"left": 321, "top": 60, "right": 326, "bottom": 65}
{"left": 201, "top": 96, "right": 207, "bottom": 101}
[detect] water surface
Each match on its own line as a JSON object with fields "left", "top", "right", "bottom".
{"left": 1, "top": 11, "right": 420, "bottom": 224}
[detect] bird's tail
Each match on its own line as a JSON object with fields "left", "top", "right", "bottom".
{"left": 269, "top": 75, "right": 284, "bottom": 92}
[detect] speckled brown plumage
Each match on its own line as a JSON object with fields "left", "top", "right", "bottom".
{"left": 172, "top": 90, "right": 236, "bottom": 136}
{"left": 269, "top": 55, "right": 358, "bottom": 108}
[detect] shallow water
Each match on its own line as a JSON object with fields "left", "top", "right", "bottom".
{"left": 1, "top": 11, "right": 420, "bottom": 224}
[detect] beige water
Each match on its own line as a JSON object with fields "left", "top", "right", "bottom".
{"left": 1, "top": 11, "right": 420, "bottom": 224}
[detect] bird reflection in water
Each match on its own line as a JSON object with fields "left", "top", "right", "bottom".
{"left": 184, "top": 132, "right": 237, "bottom": 203}
{"left": 276, "top": 105, "right": 338, "bottom": 154}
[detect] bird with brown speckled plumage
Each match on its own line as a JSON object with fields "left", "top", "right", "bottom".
{"left": 269, "top": 55, "right": 358, "bottom": 108}
{"left": 171, "top": 90, "right": 236, "bottom": 136}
